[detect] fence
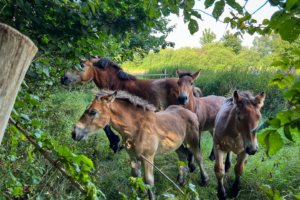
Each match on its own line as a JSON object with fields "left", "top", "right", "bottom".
{"left": 134, "top": 68, "right": 169, "bottom": 78}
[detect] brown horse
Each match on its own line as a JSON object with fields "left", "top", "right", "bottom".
{"left": 176, "top": 69, "right": 226, "bottom": 163}
{"left": 71, "top": 90, "right": 208, "bottom": 199}
{"left": 61, "top": 56, "right": 201, "bottom": 171}
{"left": 213, "top": 91, "right": 265, "bottom": 199}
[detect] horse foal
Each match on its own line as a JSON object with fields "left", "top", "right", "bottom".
{"left": 213, "top": 90, "right": 265, "bottom": 200}
{"left": 71, "top": 90, "right": 207, "bottom": 199}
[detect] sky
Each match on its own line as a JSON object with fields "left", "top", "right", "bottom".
{"left": 165, "top": 0, "right": 279, "bottom": 49}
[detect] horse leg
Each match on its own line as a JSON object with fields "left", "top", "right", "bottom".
{"left": 231, "top": 151, "right": 248, "bottom": 198}
{"left": 175, "top": 145, "right": 188, "bottom": 186}
{"left": 208, "top": 129, "right": 216, "bottom": 161}
{"left": 225, "top": 151, "right": 232, "bottom": 173}
{"left": 214, "top": 144, "right": 226, "bottom": 200}
{"left": 187, "top": 135, "right": 209, "bottom": 186}
{"left": 130, "top": 157, "right": 141, "bottom": 178}
{"left": 187, "top": 149, "right": 197, "bottom": 173}
{"left": 103, "top": 125, "right": 120, "bottom": 153}
{"left": 142, "top": 155, "right": 155, "bottom": 200}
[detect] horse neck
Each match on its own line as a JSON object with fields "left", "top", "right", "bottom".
{"left": 93, "top": 66, "right": 137, "bottom": 92}
{"left": 226, "top": 106, "right": 239, "bottom": 134}
{"left": 185, "top": 93, "right": 197, "bottom": 112}
{"left": 108, "top": 99, "right": 145, "bottom": 139}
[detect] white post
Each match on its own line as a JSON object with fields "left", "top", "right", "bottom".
{"left": 0, "top": 23, "right": 38, "bottom": 144}
{"left": 164, "top": 68, "right": 167, "bottom": 78}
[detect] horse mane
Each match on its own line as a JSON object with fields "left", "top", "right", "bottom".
{"left": 228, "top": 90, "right": 258, "bottom": 107}
{"left": 95, "top": 90, "right": 156, "bottom": 112}
{"left": 178, "top": 71, "right": 193, "bottom": 78}
{"left": 91, "top": 57, "right": 137, "bottom": 81}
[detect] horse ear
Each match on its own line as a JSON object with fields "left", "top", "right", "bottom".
{"left": 176, "top": 68, "right": 181, "bottom": 77}
{"left": 233, "top": 90, "right": 242, "bottom": 105}
{"left": 106, "top": 91, "right": 117, "bottom": 103}
{"left": 192, "top": 69, "right": 201, "bottom": 80}
{"left": 255, "top": 92, "right": 265, "bottom": 109}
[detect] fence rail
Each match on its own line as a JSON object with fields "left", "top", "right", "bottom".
{"left": 134, "top": 68, "right": 169, "bottom": 78}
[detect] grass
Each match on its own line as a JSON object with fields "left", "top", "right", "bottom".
{"left": 37, "top": 85, "right": 300, "bottom": 200}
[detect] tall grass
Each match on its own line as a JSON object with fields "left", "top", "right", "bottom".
{"left": 145, "top": 65, "right": 297, "bottom": 117}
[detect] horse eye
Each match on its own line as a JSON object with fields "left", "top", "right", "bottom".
{"left": 90, "top": 110, "right": 97, "bottom": 116}
{"left": 237, "top": 116, "right": 241, "bottom": 121}
{"left": 191, "top": 82, "right": 194, "bottom": 86}
{"left": 177, "top": 81, "right": 180, "bottom": 85}
{"left": 80, "top": 64, "right": 85, "bottom": 68}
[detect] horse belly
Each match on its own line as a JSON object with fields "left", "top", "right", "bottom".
{"left": 156, "top": 134, "right": 183, "bottom": 155}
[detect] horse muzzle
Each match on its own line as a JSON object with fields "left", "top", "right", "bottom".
{"left": 71, "top": 126, "right": 88, "bottom": 141}
{"left": 245, "top": 145, "right": 258, "bottom": 155}
{"left": 178, "top": 92, "right": 189, "bottom": 105}
{"left": 61, "top": 76, "right": 70, "bottom": 86}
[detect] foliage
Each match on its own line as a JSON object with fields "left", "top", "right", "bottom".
{"left": 221, "top": 30, "right": 242, "bottom": 54}
{"left": 199, "top": 28, "right": 216, "bottom": 45}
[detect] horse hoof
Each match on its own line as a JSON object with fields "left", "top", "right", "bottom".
{"left": 177, "top": 175, "right": 187, "bottom": 186}
{"left": 200, "top": 177, "right": 209, "bottom": 187}
{"left": 209, "top": 155, "right": 215, "bottom": 161}
{"left": 111, "top": 143, "right": 120, "bottom": 154}
{"left": 230, "top": 180, "right": 239, "bottom": 198}
{"left": 217, "top": 192, "right": 227, "bottom": 200}
{"left": 188, "top": 163, "right": 197, "bottom": 173}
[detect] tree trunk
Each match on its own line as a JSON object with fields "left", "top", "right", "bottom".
{"left": 0, "top": 23, "right": 38, "bottom": 144}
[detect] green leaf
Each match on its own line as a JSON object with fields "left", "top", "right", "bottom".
{"left": 295, "top": 62, "right": 300, "bottom": 69}
{"left": 177, "top": 161, "right": 186, "bottom": 166}
{"left": 268, "top": 131, "right": 283, "bottom": 155}
{"left": 25, "top": 92, "right": 31, "bottom": 101}
{"left": 285, "top": 0, "right": 297, "bottom": 11}
{"left": 294, "top": 195, "right": 300, "bottom": 199}
{"left": 269, "top": 11, "right": 289, "bottom": 29}
{"left": 279, "top": 19, "right": 300, "bottom": 43}
{"left": 29, "top": 99, "right": 41, "bottom": 106}
{"left": 74, "top": 64, "right": 84, "bottom": 71}
{"left": 20, "top": 114, "right": 30, "bottom": 121}
{"left": 31, "top": 120, "right": 43, "bottom": 128}
{"left": 43, "top": 64, "right": 50, "bottom": 77}
{"left": 283, "top": 125, "right": 293, "bottom": 141}
{"left": 33, "top": 128, "right": 42, "bottom": 138}
{"left": 281, "top": 64, "right": 289, "bottom": 71}
{"left": 149, "top": 7, "right": 155, "bottom": 18}
{"left": 283, "top": 90, "right": 298, "bottom": 99}
{"left": 212, "top": 1, "right": 225, "bottom": 20}
{"left": 204, "top": 0, "right": 215, "bottom": 9}
{"left": 262, "top": 19, "right": 270, "bottom": 25}
{"left": 267, "top": 118, "right": 281, "bottom": 128}
{"left": 286, "top": 73, "right": 295, "bottom": 80}
{"left": 188, "top": 19, "right": 199, "bottom": 35}
{"left": 270, "top": 60, "right": 284, "bottom": 66}
{"left": 277, "top": 110, "right": 294, "bottom": 125}
{"left": 282, "top": 56, "right": 291, "bottom": 64}
{"left": 224, "top": 17, "right": 231, "bottom": 23}
{"left": 291, "top": 49, "right": 300, "bottom": 57}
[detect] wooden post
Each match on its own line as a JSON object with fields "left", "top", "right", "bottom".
{"left": 0, "top": 23, "right": 38, "bottom": 144}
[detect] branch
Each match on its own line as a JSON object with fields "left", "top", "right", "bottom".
{"left": 8, "top": 117, "right": 87, "bottom": 195}
{"left": 0, "top": 4, "right": 7, "bottom": 15}
{"left": 288, "top": 101, "right": 300, "bottom": 110}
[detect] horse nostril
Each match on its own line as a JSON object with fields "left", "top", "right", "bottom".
{"left": 185, "top": 96, "right": 188, "bottom": 100}
{"left": 71, "top": 131, "right": 76, "bottom": 139}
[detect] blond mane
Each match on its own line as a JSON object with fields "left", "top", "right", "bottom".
{"left": 96, "top": 90, "right": 156, "bottom": 111}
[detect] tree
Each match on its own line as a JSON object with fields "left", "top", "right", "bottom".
{"left": 221, "top": 31, "right": 242, "bottom": 54}
{"left": 199, "top": 28, "right": 216, "bottom": 45}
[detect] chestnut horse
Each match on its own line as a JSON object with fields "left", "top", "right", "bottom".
{"left": 214, "top": 91, "right": 265, "bottom": 199}
{"left": 176, "top": 69, "right": 227, "bottom": 163}
{"left": 61, "top": 56, "right": 201, "bottom": 171}
{"left": 71, "top": 90, "right": 208, "bottom": 199}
